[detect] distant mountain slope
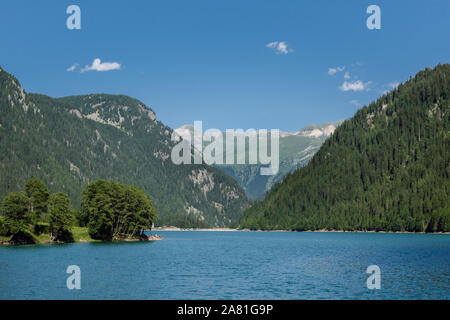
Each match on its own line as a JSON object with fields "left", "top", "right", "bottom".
{"left": 0, "top": 66, "right": 249, "bottom": 227}
{"left": 175, "top": 121, "right": 343, "bottom": 199}
{"left": 240, "top": 64, "right": 450, "bottom": 232}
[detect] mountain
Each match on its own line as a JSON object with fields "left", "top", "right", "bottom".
{"left": 0, "top": 66, "right": 250, "bottom": 227}
{"left": 175, "top": 121, "right": 343, "bottom": 199}
{"left": 239, "top": 64, "right": 450, "bottom": 232}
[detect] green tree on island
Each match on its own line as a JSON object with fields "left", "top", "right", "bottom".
{"left": 24, "top": 177, "right": 50, "bottom": 224}
{"left": 48, "top": 192, "right": 74, "bottom": 242}
{"left": 1, "top": 191, "right": 33, "bottom": 235}
{"left": 0, "top": 178, "right": 75, "bottom": 244}
{"left": 1, "top": 177, "right": 157, "bottom": 244}
{"left": 81, "top": 180, "right": 156, "bottom": 241}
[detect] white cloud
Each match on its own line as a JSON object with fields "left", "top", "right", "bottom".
{"left": 328, "top": 66, "right": 345, "bottom": 75}
{"left": 266, "top": 41, "right": 294, "bottom": 54}
{"left": 344, "top": 71, "right": 351, "bottom": 79}
{"left": 349, "top": 99, "right": 361, "bottom": 106}
{"left": 339, "top": 80, "right": 366, "bottom": 92}
{"left": 66, "top": 64, "right": 78, "bottom": 72}
{"left": 81, "top": 58, "right": 121, "bottom": 73}
{"left": 381, "top": 81, "right": 400, "bottom": 94}
{"left": 387, "top": 81, "right": 400, "bottom": 89}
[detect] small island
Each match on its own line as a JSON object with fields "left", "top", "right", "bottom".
{"left": 0, "top": 178, "right": 161, "bottom": 245}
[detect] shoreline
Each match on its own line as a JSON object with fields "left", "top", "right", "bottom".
{"left": 152, "top": 227, "right": 238, "bottom": 232}
{"left": 2, "top": 229, "right": 448, "bottom": 245}
{"left": 152, "top": 227, "right": 450, "bottom": 234}
{"left": 0, "top": 233, "right": 163, "bottom": 246}
{"left": 0, "top": 238, "right": 163, "bottom": 246}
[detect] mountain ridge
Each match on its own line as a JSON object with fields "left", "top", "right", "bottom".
{"left": 239, "top": 64, "right": 450, "bottom": 232}
{"left": 0, "top": 66, "right": 250, "bottom": 227}
{"left": 175, "top": 120, "right": 343, "bottom": 199}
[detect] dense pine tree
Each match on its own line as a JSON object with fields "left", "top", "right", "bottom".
{"left": 240, "top": 64, "right": 450, "bottom": 232}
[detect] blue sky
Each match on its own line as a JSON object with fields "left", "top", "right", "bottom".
{"left": 0, "top": 0, "right": 449, "bottom": 131}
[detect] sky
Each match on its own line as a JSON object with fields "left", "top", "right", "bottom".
{"left": 0, "top": 0, "right": 449, "bottom": 132}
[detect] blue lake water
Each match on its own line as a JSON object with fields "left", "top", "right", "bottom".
{"left": 0, "top": 231, "right": 449, "bottom": 299}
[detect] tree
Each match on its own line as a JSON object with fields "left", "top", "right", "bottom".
{"left": 24, "top": 178, "right": 50, "bottom": 223}
{"left": 1, "top": 191, "right": 32, "bottom": 234}
{"left": 1, "top": 191, "right": 37, "bottom": 244}
{"left": 48, "top": 192, "right": 74, "bottom": 242}
{"left": 81, "top": 180, "right": 156, "bottom": 241}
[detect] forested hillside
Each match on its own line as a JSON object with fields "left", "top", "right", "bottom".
{"left": 215, "top": 121, "right": 343, "bottom": 199}
{"left": 240, "top": 64, "right": 450, "bottom": 232}
{"left": 0, "top": 66, "right": 249, "bottom": 227}
{"left": 176, "top": 121, "right": 342, "bottom": 199}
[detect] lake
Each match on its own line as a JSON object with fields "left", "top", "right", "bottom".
{"left": 0, "top": 231, "right": 449, "bottom": 299}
